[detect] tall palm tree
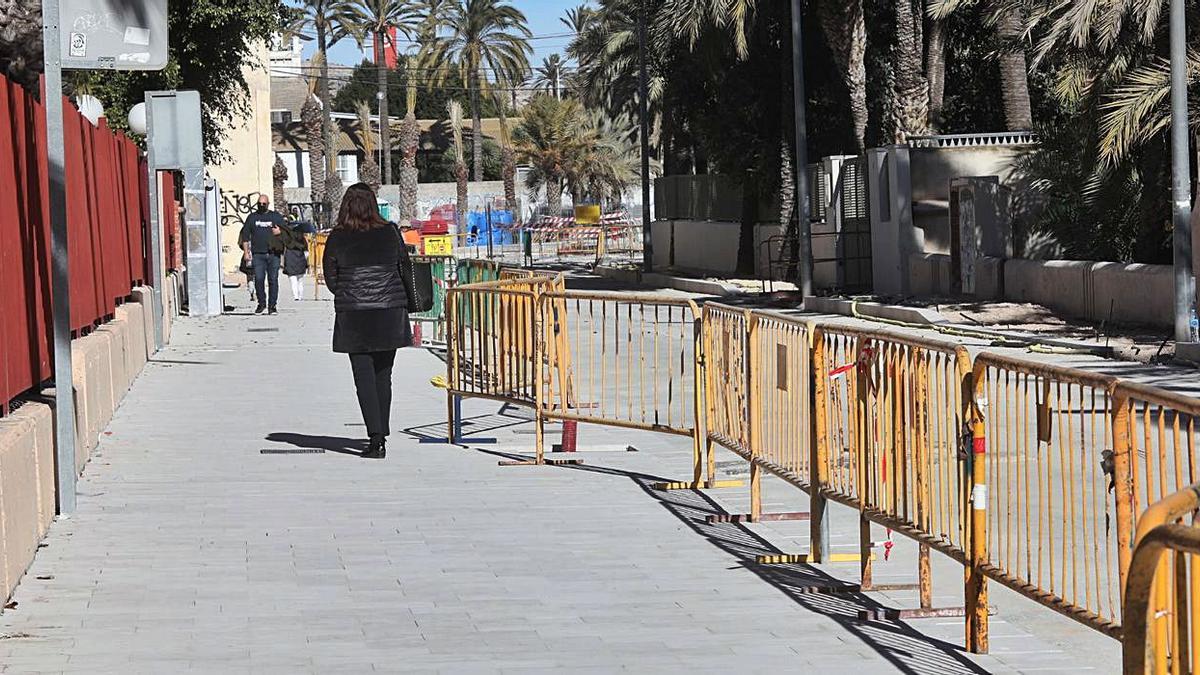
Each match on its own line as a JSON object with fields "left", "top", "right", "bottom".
{"left": 928, "top": 0, "right": 1032, "bottom": 131}
{"left": 420, "top": 0, "right": 533, "bottom": 182}
{"left": 273, "top": 156, "right": 290, "bottom": 215}
{"left": 892, "top": 0, "right": 930, "bottom": 142}
{"left": 300, "top": 55, "right": 327, "bottom": 211}
{"left": 349, "top": 0, "right": 426, "bottom": 186}
{"left": 356, "top": 100, "right": 383, "bottom": 191}
{"left": 449, "top": 100, "right": 470, "bottom": 225}
{"left": 496, "top": 97, "right": 518, "bottom": 219}
{"left": 532, "top": 54, "right": 569, "bottom": 99}
{"left": 398, "top": 81, "right": 421, "bottom": 220}
{"left": 815, "top": 0, "right": 867, "bottom": 151}
{"left": 300, "top": 0, "right": 358, "bottom": 208}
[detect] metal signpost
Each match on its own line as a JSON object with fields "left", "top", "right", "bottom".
{"left": 41, "top": 0, "right": 168, "bottom": 514}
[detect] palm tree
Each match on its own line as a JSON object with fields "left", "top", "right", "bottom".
{"left": 532, "top": 54, "right": 569, "bottom": 99}
{"left": 349, "top": 0, "right": 426, "bottom": 186}
{"left": 496, "top": 98, "right": 518, "bottom": 221}
{"left": 815, "top": 0, "right": 866, "bottom": 151}
{"left": 927, "top": 1, "right": 1032, "bottom": 131}
{"left": 420, "top": 0, "right": 533, "bottom": 182}
{"left": 300, "top": 56, "right": 327, "bottom": 212}
{"left": 515, "top": 95, "right": 585, "bottom": 216}
{"left": 449, "top": 100, "right": 470, "bottom": 225}
{"left": 356, "top": 100, "right": 383, "bottom": 191}
{"left": 892, "top": 0, "right": 930, "bottom": 142}
{"left": 273, "top": 156, "right": 290, "bottom": 215}
{"left": 560, "top": 4, "right": 593, "bottom": 34}
{"left": 398, "top": 81, "right": 421, "bottom": 221}
{"left": 300, "top": 0, "right": 359, "bottom": 209}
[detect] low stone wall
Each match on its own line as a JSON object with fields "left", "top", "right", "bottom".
{"left": 908, "top": 254, "right": 1174, "bottom": 328}
{"left": 0, "top": 286, "right": 166, "bottom": 602}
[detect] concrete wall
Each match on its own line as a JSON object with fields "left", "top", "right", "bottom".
{"left": 1003, "top": 259, "right": 1174, "bottom": 327}
{"left": 0, "top": 287, "right": 165, "bottom": 603}
{"left": 211, "top": 41, "right": 275, "bottom": 274}
{"left": 650, "top": 219, "right": 793, "bottom": 280}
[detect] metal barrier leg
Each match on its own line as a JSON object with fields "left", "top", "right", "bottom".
{"left": 966, "top": 413, "right": 990, "bottom": 653}
{"left": 421, "top": 394, "right": 499, "bottom": 445}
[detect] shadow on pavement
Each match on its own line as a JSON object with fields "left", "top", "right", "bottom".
{"left": 470, "top": 444, "right": 988, "bottom": 675}
{"left": 265, "top": 432, "right": 367, "bottom": 457}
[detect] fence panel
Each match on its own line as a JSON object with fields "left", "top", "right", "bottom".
{"left": 538, "top": 290, "right": 701, "bottom": 439}
{"left": 813, "top": 326, "right": 861, "bottom": 503}
{"left": 973, "top": 353, "right": 1123, "bottom": 635}
{"left": 703, "top": 304, "right": 750, "bottom": 457}
{"left": 751, "top": 312, "right": 812, "bottom": 484}
{"left": 854, "top": 330, "right": 970, "bottom": 556}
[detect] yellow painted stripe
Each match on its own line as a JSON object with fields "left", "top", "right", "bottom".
{"left": 651, "top": 480, "right": 748, "bottom": 491}
{"left": 755, "top": 552, "right": 873, "bottom": 564}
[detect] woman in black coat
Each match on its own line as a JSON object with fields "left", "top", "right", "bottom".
{"left": 321, "top": 183, "right": 415, "bottom": 459}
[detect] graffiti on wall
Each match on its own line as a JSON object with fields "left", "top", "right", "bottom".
{"left": 220, "top": 190, "right": 261, "bottom": 229}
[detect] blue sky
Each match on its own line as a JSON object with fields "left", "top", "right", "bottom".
{"left": 295, "top": 0, "right": 585, "bottom": 69}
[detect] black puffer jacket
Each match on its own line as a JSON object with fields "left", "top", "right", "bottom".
{"left": 321, "top": 225, "right": 411, "bottom": 311}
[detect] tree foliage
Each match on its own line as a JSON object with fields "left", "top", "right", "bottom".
{"left": 332, "top": 58, "right": 501, "bottom": 117}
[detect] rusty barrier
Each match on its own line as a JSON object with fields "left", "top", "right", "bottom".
{"left": 1123, "top": 483, "right": 1200, "bottom": 674}
{"left": 971, "top": 354, "right": 1123, "bottom": 638}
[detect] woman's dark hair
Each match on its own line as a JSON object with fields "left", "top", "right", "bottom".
{"left": 335, "top": 183, "right": 388, "bottom": 232}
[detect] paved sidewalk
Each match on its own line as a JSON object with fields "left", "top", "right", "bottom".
{"left": 0, "top": 289, "right": 1118, "bottom": 673}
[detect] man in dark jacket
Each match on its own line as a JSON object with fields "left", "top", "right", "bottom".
{"left": 240, "top": 194, "right": 287, "bottom": 314}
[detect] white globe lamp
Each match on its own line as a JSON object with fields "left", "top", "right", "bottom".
{"left": 128, "top": 103, "right": 148, "bottom": 135}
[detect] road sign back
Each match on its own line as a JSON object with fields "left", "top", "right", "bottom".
{"left": 60, "top": 0, "right": 168, "bottom": 71}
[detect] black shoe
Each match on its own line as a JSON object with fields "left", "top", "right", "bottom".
{"left": 362, "top": 436, "right": 386, "bottom": 459}
{"left": 254, "top": 305, "right": 266, "bottom": 315}
{"left": 268, "top": 307, "right": 278, "bottom": 315}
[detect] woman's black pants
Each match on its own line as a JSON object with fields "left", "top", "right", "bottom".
{"left": 349, "top": 350, "right": 396, "bottom": 437}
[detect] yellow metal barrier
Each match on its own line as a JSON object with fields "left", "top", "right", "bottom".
{"left": 972, "top": 353, "right": 1123, "bottom": 637}
{"left": 1123, "top": 483, "right": 1200, "bottom": 674}
{"left": 535, "top": 290, "right": 706, "bottom": 482}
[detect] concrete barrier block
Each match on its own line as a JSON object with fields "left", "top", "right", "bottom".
{"left": 70, "top": 345, "right": 93, "bottom": 467}
{"left": 97, "top": 318, "right": 131, "bottom": 401}
{"left": 130, "top": 287, "right": 157, "bottom": 359}
{"left": 123, "top": 302, "right": 148, "bottom": 376}
{"left": 24, "top": 403, "right": 56, "bottom": 535}
{"left": 0, "top": 413, "right": 41, "bottom": 603}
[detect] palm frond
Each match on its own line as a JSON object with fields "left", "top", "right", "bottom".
{"left": 355, "top": 100, "right": 376, "bottom": 155}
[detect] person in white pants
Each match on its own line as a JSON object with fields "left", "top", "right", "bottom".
{"left": 281, "top": 225, "right": 310, "bottom": 301}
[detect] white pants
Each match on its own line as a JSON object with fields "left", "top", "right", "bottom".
{"left": 289, "top": 275, "right": 305, "bottom": 301}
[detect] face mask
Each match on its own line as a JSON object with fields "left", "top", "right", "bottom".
{"left": 256, "top": 203, "right": 267, "bottom": 213}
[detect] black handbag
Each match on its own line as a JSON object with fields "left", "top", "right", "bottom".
{"left": 398, "top": 230, "right": 433, "bottom": 313}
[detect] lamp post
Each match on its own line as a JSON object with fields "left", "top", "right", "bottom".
{"left": 1169, "top": 0, "right": 1194, "bottom": 343}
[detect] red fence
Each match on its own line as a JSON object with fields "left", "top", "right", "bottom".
{"left": 0, "top": 74, "right": 150, "bottom": 412}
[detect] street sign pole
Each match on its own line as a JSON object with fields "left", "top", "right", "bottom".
{"left": 42, "top": 0, "right": 78, "bottom": 515}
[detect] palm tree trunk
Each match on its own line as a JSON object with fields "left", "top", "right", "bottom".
{"left": 548, "top": 178, "right": 562, "bottom": 216}
{"left": 376, "top": 32, "right": 392, "bottom": 185}
{"left": 892, "top": 0, "right": 930, "bottom": 142}
{"left": 817, "top": 0, "right": 868, "bottom": 153}
{"left": 471, "top": 70, "right": 484, "bottom": 182}
{"left": 997, "top": 8, "right": 1033, "bottom": 130}
{"left": 317, "top": 23, "right": 336, "bottom": 200}
{"left": 926, "top": 19, "right": 947, "bottom": 129}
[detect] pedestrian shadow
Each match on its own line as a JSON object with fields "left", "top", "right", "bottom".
{"left": 469, "top": 446, "right": 988, "bottom": 675}
{"left": 265, "top": 432, "right": 366, "bottom": 457}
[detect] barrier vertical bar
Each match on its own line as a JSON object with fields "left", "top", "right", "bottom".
{"left": 691, "top": 302, "right": 706, "bottom": 487}
{"left": 855, "top": 337, "right": 874, "bottom": 585}
{"left": 917, "top": 352, "right": 933, "bottom": 609}
{"left": 967, "top": 365, "right": 990, "bottom": 653}
{"left": 810, "top": 330, "right": 830, "bottom": 563}
{"left": 534, "top": 290, "right": 546, "bottom": 465}
{"left": 747, "top": 311, "right": 762, "bottom": 520}
{"left": 446, "top": 293, "right": 457, "bottom": 442}
{"left": 1112, "top": 390, "right": 1134, "bottom": 603}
